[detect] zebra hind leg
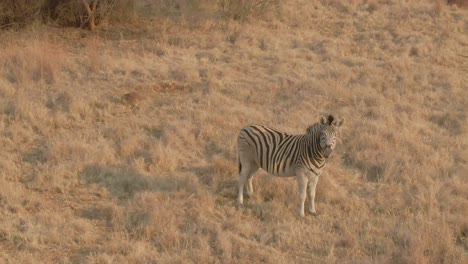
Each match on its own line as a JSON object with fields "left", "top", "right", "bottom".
{"left": 237, "top": 156, "right": 258, "bottom": 207}
{"left": 245, "top": 165, "right": 259, "bottom": 198}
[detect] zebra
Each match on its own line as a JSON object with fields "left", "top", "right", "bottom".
{"left": 236, "top": 114, "right": 344, "bottom": 217}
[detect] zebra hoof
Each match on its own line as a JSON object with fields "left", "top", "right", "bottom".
{"left": 236, "top": 202, "right": 244, "bottom": 209}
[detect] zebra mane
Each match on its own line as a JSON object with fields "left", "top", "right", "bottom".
{"left": 305, "top": 122, "right": 324, "bottom": 135}
{"left": 306, "top": 114, "right": 336, "bottom": 135}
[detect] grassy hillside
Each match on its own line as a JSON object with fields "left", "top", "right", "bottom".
{"left": 0, "top": 0, "right": 467, "bottom": 263}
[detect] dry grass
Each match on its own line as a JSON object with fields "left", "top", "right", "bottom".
{"left": 0, "top": 0, "right": 467, "bottom": 263}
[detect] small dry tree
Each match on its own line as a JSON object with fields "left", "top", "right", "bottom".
{"left": 81, "top": 0, "right": 116, "bottom": 30}
{"left": 82, "top": 0, "right": 98, "bottom": 30}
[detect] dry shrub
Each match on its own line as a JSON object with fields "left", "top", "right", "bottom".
{"left": 217, "top": 0, "right": 281, "bottom": 21}
{"left": 46, "top": 91, "right": 73, "bottom": 112}
{"left": 42, "top": 0, "right": 135, "bottom": 29}
{"left": 431, "top": 112, "right": 465, "bottom": 136}
{"left": 149, "top": 143, "right": 179, "bottom": 175}
{"left": 0, "top": 0, "right": 47, "bottom": 28}
{"left": 367, "top": 0, "right": 379, "bottom": 12}
{"left": 0, "top": 0, "right": 136, "bottom": 29}
{"left": 78, "top": 203, "right": 122, "bottom": 228}
{"left": 50, "top": 0, "right": 117, "bottom": 28}
{"left": 108, "top": 0, "right": 137, "bottom": 22}
{"left": 225, "top": 22, "right": 243, "bottom": 44}
{"left": 144, "top": 0, "right": 204, "bottom": 17}
{"left": 322, "top": 0, "right": 352, "bottom": 13}
{"left": 447, "top": 0, "right": 468, "bottom": 9}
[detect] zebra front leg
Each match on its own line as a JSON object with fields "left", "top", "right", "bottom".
{"left": 296, "top": 173, "right": 308, "bottom": 217}
{"left": 307, "top": 175, "right": 319, "bottom": 215}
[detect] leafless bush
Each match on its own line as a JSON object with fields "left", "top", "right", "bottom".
{"left": 50, "top": 0, "right": 118, "bottom": 30}
{"left": 0, "top": 0, "right": 280, "bottom": 29}
{"left": 0, "top": 0, "right": 136, "bottom": 30}
{"left": 0, "top": 0, "right": 47, "bottom": 28}
{"left": 135, "top": 0, "right": 212, "bottom": 19}
{"left": 447, "top": 0, "right": 468, "bottom": 9}
{"left": 109, "top": 0, "right": 136, "bottom": 22}
{"left": 217, "top": 0, "right": 281, "bottom": 21}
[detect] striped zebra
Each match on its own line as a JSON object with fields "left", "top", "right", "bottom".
{"left": 236, "top": 115, "right": 344, "bottom": 217}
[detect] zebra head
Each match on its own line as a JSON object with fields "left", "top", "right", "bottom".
{"left": 318, "top": 115, "right": 344, "bottom": 158}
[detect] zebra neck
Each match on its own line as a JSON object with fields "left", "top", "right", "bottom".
{"left": 304, "top": 133, "right": 326, "bottom": 168}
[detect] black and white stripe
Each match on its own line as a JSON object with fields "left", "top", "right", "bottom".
{"left": 238, "top": 125, "right": 326, "bottom": 175}
{"left": 236, "top": 114, "right": 344, "bottom": 216}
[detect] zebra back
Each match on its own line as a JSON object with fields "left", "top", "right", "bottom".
{"left": 237, "top": 124, "right": 326, "bottom": 176}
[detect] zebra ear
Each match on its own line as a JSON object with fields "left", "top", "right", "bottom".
{"left": 332, "top": 118, "right": 344, "bottom": 127}
{"left": 319, "top": 115, "right": 327, "bottom": 124}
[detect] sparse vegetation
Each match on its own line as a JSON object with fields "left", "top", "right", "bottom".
{"left": 0, "top": 0, "right": 46, "bottom": 28}
{"left": 217, "top": 0, "right": 281, "bottom": 21}
{"left": 0, "top": 0, "right": 133, "bottom": 30}
{"left": 0, "top": 0, "right": 467, "bottom": 263}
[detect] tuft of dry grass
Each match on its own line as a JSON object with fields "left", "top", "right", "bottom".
{"left": 121, "top": 91, "right": 146, "bottom": 108}
{"left": 0, "top": 0, "right": 467, "bottom": 263}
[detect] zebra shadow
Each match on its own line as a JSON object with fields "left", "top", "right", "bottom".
{"left": 79, "top": 164, "right": 194, "bottom": 200}
{"left": 181, "top": 165, "right": 294, "bottom": 209}
{"left": 181, "top": 165, "right": 238, "bottom": 200}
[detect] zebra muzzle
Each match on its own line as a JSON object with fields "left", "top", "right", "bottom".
{"left": 323, "top": 147, "right": 332, "bottom": 158}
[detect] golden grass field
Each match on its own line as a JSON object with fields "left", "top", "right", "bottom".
{"left": 0, "top": 0, "right": 467, "bottom": 263}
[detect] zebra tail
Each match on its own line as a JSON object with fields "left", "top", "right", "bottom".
{"left": 238, "top": 153, "right": 242, "bottom": 174}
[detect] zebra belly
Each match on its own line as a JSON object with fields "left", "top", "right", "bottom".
{"left": 261, "top": 166, "right": 296, "bottom": 177}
